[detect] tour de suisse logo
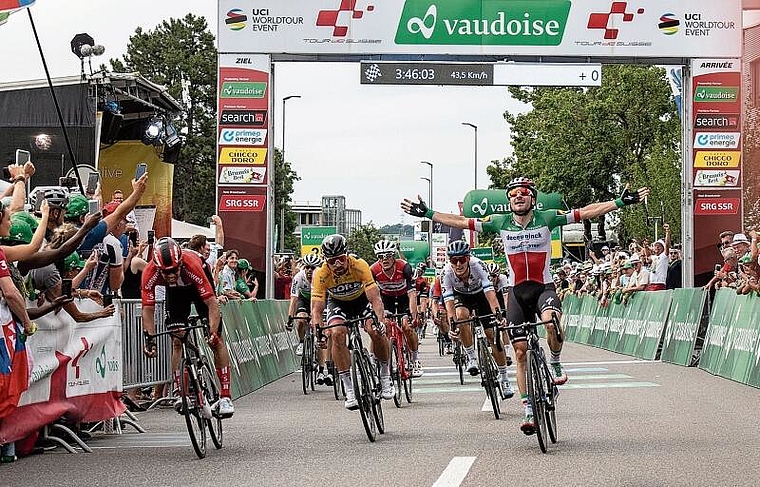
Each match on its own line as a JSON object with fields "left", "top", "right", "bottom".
{"left": 587, "top": 2, "right": 645, "bottom": 40}
{"left": 316, "top": 0, "right": 375, "bottom": 37}
{"left": 225, "top": 9, "right": 248, "bottom": 31}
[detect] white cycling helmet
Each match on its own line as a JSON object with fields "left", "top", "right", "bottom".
{"left": 486, "top": 262, "right": 500, "bottom": 275}
{"left": 302, "top": 253, "right": 322, "bottom": 268}
{"left": 373, "top": 239, "right": 397, "bottom": 256}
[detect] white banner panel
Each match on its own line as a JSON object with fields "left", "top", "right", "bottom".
{"left": 218, "top": 1, "right": 741, "bottom": 58}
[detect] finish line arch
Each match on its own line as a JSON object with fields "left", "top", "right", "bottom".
{"left": 215, "top": 0, "right": 743, "bottom": 297}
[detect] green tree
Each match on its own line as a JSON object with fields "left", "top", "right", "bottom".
{"left": 347, "top": 223, "right": 383, "bottom": 263}
{"left": 744, "top": 100, "right": 760, "bottom": 230}
{"left": 110, "top": 14, "right": 217, "bottom": 225}
{"left": 488, "top": 65, "right": 681, "bottom": 244}
{"left": 273, "top": 148, "right": 301, "bottom": 252}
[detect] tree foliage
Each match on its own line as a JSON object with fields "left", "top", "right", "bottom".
{"left": 273, "top": 147, "right": 301, "bottom": 252}
{"left": 347, "top": 223, "right": 383, "bottom": 264}
{"left": 744, "top": 101, "right": 760, "bottom": 230}
{"left": 488, "top": 65, "right": 682, "bottom": 244}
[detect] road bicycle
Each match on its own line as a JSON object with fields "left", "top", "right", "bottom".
{"left": 385, "top": 312, "right": 413, "bottom": 407}
{"left": 149, "top": 316, "right": 223, "bottom": 459}
{"left": 504, "top": 314, "right": 562, "bottom": 453}
{"left": 452, "top": 312, "right": 503, "bottom": 419}
{"left": 299, "top": 315, "right": 317, "bottom": 395}
{"left": 320, "top": 315, "right": 385, "bottom": 442}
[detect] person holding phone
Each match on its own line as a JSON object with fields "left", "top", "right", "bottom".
{"left": 0, "top": 160, "right": 36, "bottom": 215}
{"left": 79, "top": 201, "right": 125, "bottom": 296}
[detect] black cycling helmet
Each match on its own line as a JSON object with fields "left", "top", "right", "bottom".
{"left": 321, "top": 234, "right": 347, "bottom": 258}
{"left": 506, "top": 177, "right": 538, "bottom": 199}
{"left": 446, "top": 240, "right": 470, "bottom": 257}
{"left": 152, "top": 237, "right": 182, "bottom": 270}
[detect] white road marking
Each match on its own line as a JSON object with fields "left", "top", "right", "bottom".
{"left": 432, "top": 456, "right": 477, "bottom": 487}
{"left": 481, "top": 397, "right": 492, "bottom": 412}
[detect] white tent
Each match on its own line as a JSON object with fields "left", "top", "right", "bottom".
{"left": 171, "top": 219, "right": 214, "bottom": 240}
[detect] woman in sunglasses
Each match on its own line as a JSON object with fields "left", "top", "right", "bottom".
{"left": 403, "top": 176, "right": 649, "bottom": 435}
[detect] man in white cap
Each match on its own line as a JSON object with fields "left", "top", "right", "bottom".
{"left": 622, "top": 253, "right": 649, "bottom": 296}
{"left": 731, "top": 233, "right": 750, "bottom": 260}
{"left": 600, "top": 245, "right": 612, "bottom": 262}
{"left": 647, "top": 223, "right": 670, "bottom": 291}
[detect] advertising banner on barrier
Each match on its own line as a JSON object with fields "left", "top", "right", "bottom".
{"left": 699, "top": 289, "right": 734, "bottom": 374}
{"left": 717, "top": 295, "right": 759, "bottom": 384}
{"left": 635, "top": 291, "right": 673, "bottom": 360}
{"left": 0, "top": 300, "right": 124, "bottom": 444}
{"left": 661, "top": 289, "right": 707, "bottom": 366}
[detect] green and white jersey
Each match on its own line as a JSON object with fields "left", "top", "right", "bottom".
{"left": 290, "top": 269, "right": 312, "bottom": 299}
{"left": 473, "top": 209, "right": 580, "bottom": 287}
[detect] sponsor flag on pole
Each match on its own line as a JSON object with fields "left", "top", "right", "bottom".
{"left": 0, "top": 0, "right": 35, "bottom": 26}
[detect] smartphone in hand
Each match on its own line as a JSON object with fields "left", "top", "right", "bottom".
{"left": 135, "top": 162, "right": 147, "bottom": 180}
{"left": 15, "top": 149, "right": 30, "bottom": 166}
{"left": 61, "top": 279, "right": 73, "bottom": 298}
{"left": 147, "top": 230, "right": 155, "bottom": 245}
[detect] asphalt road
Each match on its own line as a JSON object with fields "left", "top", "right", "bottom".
{"left": 2, "top": 332, "right": 759, "bottom": 487}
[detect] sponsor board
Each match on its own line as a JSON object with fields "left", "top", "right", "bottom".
{"left": 220, "top": 81, "right": 267, "bottom": 98}
{"left": 693, "top": 113, "right": 739, "bottom": 131}
{"left": 219, "top": 109, "right": 267, "bottom": 127}
{"left": 693, "top": 132, "right": 740, "bottom": 149}
{"left": 219, "top": 128, "right": 267, "bottom": 146}
{"left": 694, "top": 151, "right": 740, "bottom": 168}
{"left": 693, "top": 86, "right": 738, "bottom": 102}
{"left": 219, "top": 194, "right": 266, "bottom": 212}
{"left": 694, "top": 170, "right": 740, "bottom": 187}
{"left": 694, "top": 196, "right": 740, "bottom": 215}
{"left": 219, "top": 147, "right": 267, "bottom": 165}
{"left": 219, "top": 166, "right": 267, "bottom": 184}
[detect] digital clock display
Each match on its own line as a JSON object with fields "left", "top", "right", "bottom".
{"left": 360, "top": 62, "right": 494, "bottom": 86}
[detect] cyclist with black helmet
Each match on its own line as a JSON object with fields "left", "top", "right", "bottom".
{"left": 441, "top": 240, "right": 514, "bottom": 399}
{"left": 487, "top": 262, "right": 513, "bottom": 366}
{"left": 402, "top": 177, "right": 648, "bottom": 434}
{"left": 141, "top": 237, "right": 235, "bottom": 417}
{"left": 369, "top": 239, "right": 423, "bottom": 378}
{"left": 288, "top": 253, "right": 333, "bottom": 385}
{"left": 310, "top": 234, "right": 394, "bottom": 410}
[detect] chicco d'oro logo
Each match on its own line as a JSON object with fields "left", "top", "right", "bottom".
{"left": 587, "top": 2, "right": 644, "bottom": 40}
{"left": 225, "top": 9, "right": 248, "bottom": 31}
{"left": 407, "top": 4, "right": 437, "bottom": 39}
{"left": 316, "top": 0, "right": 375, "bottom": 37}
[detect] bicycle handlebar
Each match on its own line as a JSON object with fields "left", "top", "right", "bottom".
{"left": 148, "top": 322, "right": 207, "bottom": 340}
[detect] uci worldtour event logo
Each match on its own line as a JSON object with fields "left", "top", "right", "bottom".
{"left": 225, "top": 9, "right": 248, "bottom": 31}
{"left": 219, "top": 128, "right": 267, "bottom": 146}
{"left": 395, "top": 0, "right": 570, "bottom": 46}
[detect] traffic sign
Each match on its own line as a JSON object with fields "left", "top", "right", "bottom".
{"left": 360, "top": 62, "right": 601, "bottom": 87}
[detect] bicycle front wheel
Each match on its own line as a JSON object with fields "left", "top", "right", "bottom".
{"left": 478, "top": 341, "right": 500, "bottom": 420}
{"left": 301, "top": 338, "right": 311, "bottom": 395}
{"left": 527, "top": 350, "right": 548, "bottom": 453}
{"left": 390, "top": 339, "right": 402, "bottom": 408}
{"left": 351, "top": 349, "right": 376, "bottom": 442}
{"left": 402, "top": 343, "right": 413, "bottom": 404}
{"left": 199, "top": 358, "right": 223, "bottom": 450}
{"left": 180, "top": 359, "right": 207, "bottom": 459}
{"left": 543, "top": 359, "right": 558, "bottom": 444}
{"left": 455, "top": 344, "right": 465, "bottom": 385}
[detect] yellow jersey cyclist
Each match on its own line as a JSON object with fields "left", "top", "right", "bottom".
{"left": 441, "top": 240, "right": 513, "bottom": 399}
{"left": 402, "top": 177, "right": 648, "bottom": 434}
{"left": 310, "top": 234, "right": 394, "bottom": 410}
{"left": 288, "top": 253, "right": 333, "bottom": 386}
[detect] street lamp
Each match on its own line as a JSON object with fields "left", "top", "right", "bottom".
{"left": 280, "top": 95, "right": 301, "bottom": 252}
{"left": 461, "top": 122, "right": 478, "bottom": 190}
{"left": 420, "top": 160, "right": 433, "bottom": 266}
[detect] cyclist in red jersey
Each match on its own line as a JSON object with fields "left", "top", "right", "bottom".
{"left": 370, "top": 240, "right": 423, "bottom": 377}
{"left": 413, "top": 263, "right": 430, "bottom": 333}
{"left": 141, "top": 237, "right": 234, "bottom": 417}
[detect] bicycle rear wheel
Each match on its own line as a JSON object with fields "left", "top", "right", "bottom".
{"left": 351, "top": 349, "right": 376, "bottom": 442}
{"left": 478, "top": 341, "right": 500, "bottom": 420}
{"left": 180, "top": 359, "right": 207, "bottom": 459}
{"left": 199, "top": 359, "right": 223, "bottom": 450}
{"left": 301, "top": 337, "right": 311, "bottom": 395}
{"left": 390, "top": 339, "right": 402, "bottom": 408}
{"left": 402, "top": 344, "right": 413, "bottom": 404}
{"left": 543, "top": 359, "right": 558, "bottom": 444}
{"left": 308, "top": 335, "right": 316, "bottom": 391}
{"left": 455, "top": 343, "right": 465, "bottom": 385}
{"left": 527, "top": 350, "right": 548, "bottom": 453}
{"left": 438, "top": 334, "right": 445, "bottom": 356}
{"left": 366, "top": 351, "right": 385, "bottom": 434}
{"left": 329, "top": 362, "right": 341, "bottom": 400}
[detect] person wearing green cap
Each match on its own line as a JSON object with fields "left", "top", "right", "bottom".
{"left": 234, "top": 258, "right": 258, "bottom": 300}
{"left": 0, "top": 203, "right": 37, "bottom": 336}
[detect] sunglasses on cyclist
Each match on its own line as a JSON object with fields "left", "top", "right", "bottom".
{"left": 304, "top": 265, "right": 317, "bottom": 271}
{"left": 508, "top": 187, "right": 533, "bottom": 198}
{"left": 326, "top": 255, "right": 347, "bottom": 266}
{"left": 377, "top": 252, "right": 395, "bottom": 260}
{"left": 449, "top": 255, "right": 469, "bottom": 265}
{"left": 161, "top": 266, "right": 180, "bottom": 275}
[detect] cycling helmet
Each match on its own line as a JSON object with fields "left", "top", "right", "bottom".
{"left": 446, "top": 240, "right": 470, "bottom": 257}
{"left": 41, "top": 188, "right": 69, "bottom": 210}
{"left": 302, "top": 253, "right": 322, "bottom": 268}
{"left": 152, "top": 237, "right": 182, "bottom": 270}
{"left": 321, "top": 234, "right": 347, "bottom": 258}
{"left": 373, "top": 239, "right": 397, "bottom": 256}
{"left": 486, "top": 262, "right": 500, "bottom": 275}
{"left": 416, "top": 262, "right": 427, "bottom": 271}
{"left": 506, "top": 177, "right": 538, "bottom": 199}
{"left": 65, "top": 194, "right": 89, "bottom": 219}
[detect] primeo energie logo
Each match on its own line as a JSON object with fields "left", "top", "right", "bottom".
{"left": 395, "top": 0, "right": 571, "bottom": 45}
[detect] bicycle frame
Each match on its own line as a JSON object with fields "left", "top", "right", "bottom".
{"left": 453, "top": 312, "right": 502, "bottom": 419}
{"left": 385, "top": 312, "right": 414, "bottom": 407}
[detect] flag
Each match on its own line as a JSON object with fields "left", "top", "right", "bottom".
{"left": 0, "top": 0, "right": 35, "bottom": 26}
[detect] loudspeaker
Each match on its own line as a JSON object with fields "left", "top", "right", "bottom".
{"left": 100, "top": 110, "right": 123, "bottom": 144}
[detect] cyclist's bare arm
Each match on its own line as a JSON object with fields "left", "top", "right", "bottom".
{"left": 141, "top": 304, "right": 156, "bottom": 335}
{"left": 408, "top": 289, "right": 419, "bottom": 320}
{"left": 577, "top": 186, "right": 650, "bottom": 220}
{"left": 484, "top": 289, "right": 502, "bottom": 315}
{"left": 366, "top": 286, "right": 386, "bottom": 322}
{"left": 203, "top": 295, "right": 222, "bottom": 335}
{"left": 401, "top": 195, "right": 470, "bottom": 229}
{"left": 287, "top": 295, "right": 299, "bottom": 317}
{"left": 311, "top": 299, "right": 326, "bottom": 328}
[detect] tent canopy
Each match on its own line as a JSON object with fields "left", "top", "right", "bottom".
{"left": 171, "top": 219, "right": 214, "bottom": 240}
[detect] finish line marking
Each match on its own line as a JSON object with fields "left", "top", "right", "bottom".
{"left": 432, "top": 456, "right": 477, "bottom": 487}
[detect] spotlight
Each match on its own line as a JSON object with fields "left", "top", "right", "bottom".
{"left": 70, "top": 33, "right": 95, "bottom": 59}
{"left": 34, "top": 134, "right": 52, "bottom": 151}
{"left": 142, "top": 116, "right": 164, "bottom": 146}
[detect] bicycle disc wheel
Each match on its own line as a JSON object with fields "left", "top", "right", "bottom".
{"left": 403, "top": 344, "right": 413, "bottom": 404}
{"left": 478, "top": 342, "right": 500, "bottom": 420}
{"left": 544, "top": 361, "right": 558, "bottom": 444}
{"left": 390, "top": 339, "right": 402, "bottom": 408}
{"left": 180, "top": 359, "right": 207, "bottom": 458}
{"left": 527, "top": 350, "right": 548, "bottom": 453}
{"left": 351, "top": 349, "right": 376, "bottom": 442}
{"left": 200, "top": 360, "right": 223, "bottom": 450}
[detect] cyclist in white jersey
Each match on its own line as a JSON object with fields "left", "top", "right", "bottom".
{"left": 402, "top": 177, "right": 649, "bottom": 434}
{"left": 441, "top": 241, "right": 514, "bottom": 399}
{"left": 486, "top": 262, "right": 513, "bottom": 367}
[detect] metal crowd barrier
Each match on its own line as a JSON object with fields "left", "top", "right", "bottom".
{"left": 120, "top": 299, "right": 172, "bottom": 389}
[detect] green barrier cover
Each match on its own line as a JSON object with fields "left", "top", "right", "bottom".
{"left": 717, "top": 294, "right": 759, "bottom": 385}
{"left": 574, "top": 295, "right": 597, "bottom": 345}
{"left": 635, "top": 290, "right": 673, "bottom": 360}
{"left": 589, "top": 302, "right": 610, "bottom": 348}
{"left": 560, "top": 295, "right": 580, "bottom": 341}
{"left": 661, "top": 288, "right": 707, "bottom": 366}
{"left": 700, "top": 289, "right": 735, "bottom": 375}
{"left": 602, "top": 294, "right": 627, "bottom": 351}
{"left": 617, "top": 293, "right": 645, "bottom": 355}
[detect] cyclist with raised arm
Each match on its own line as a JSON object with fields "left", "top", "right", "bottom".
{"left": 402, "top": 177, "right": 648, "bottom": 434}
{"left": 441, "top": 240, "right": 513, "bottom": 399}
{"left": 141, "top": 237, "right": 234, "bottom": 417}
{"left": 369, "top": 239, "right": 423, "bottom": 378}
{"left": 310, "top": 234, "right": 394, "bottom": 410}
{"left": 487, "top": 262, "right": 513, "bottom": 366}
{"left": 288, "top": 253, "right": 333, "bottom": 386}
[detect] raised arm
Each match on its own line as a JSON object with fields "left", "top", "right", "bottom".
{"left": 401, "top": 195, "right": 470, "bottom": 229}
{"left": 577, "top": 186, "right": 650, "bottom": 220}
{"left": 103, "top": 173, "right": 148, "bottom": 233}
{"left": 212, "top": 215, "right": 225, "bottom": 247}
{"left": 2, "top": 200, "right": 50, "bottom": 262}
